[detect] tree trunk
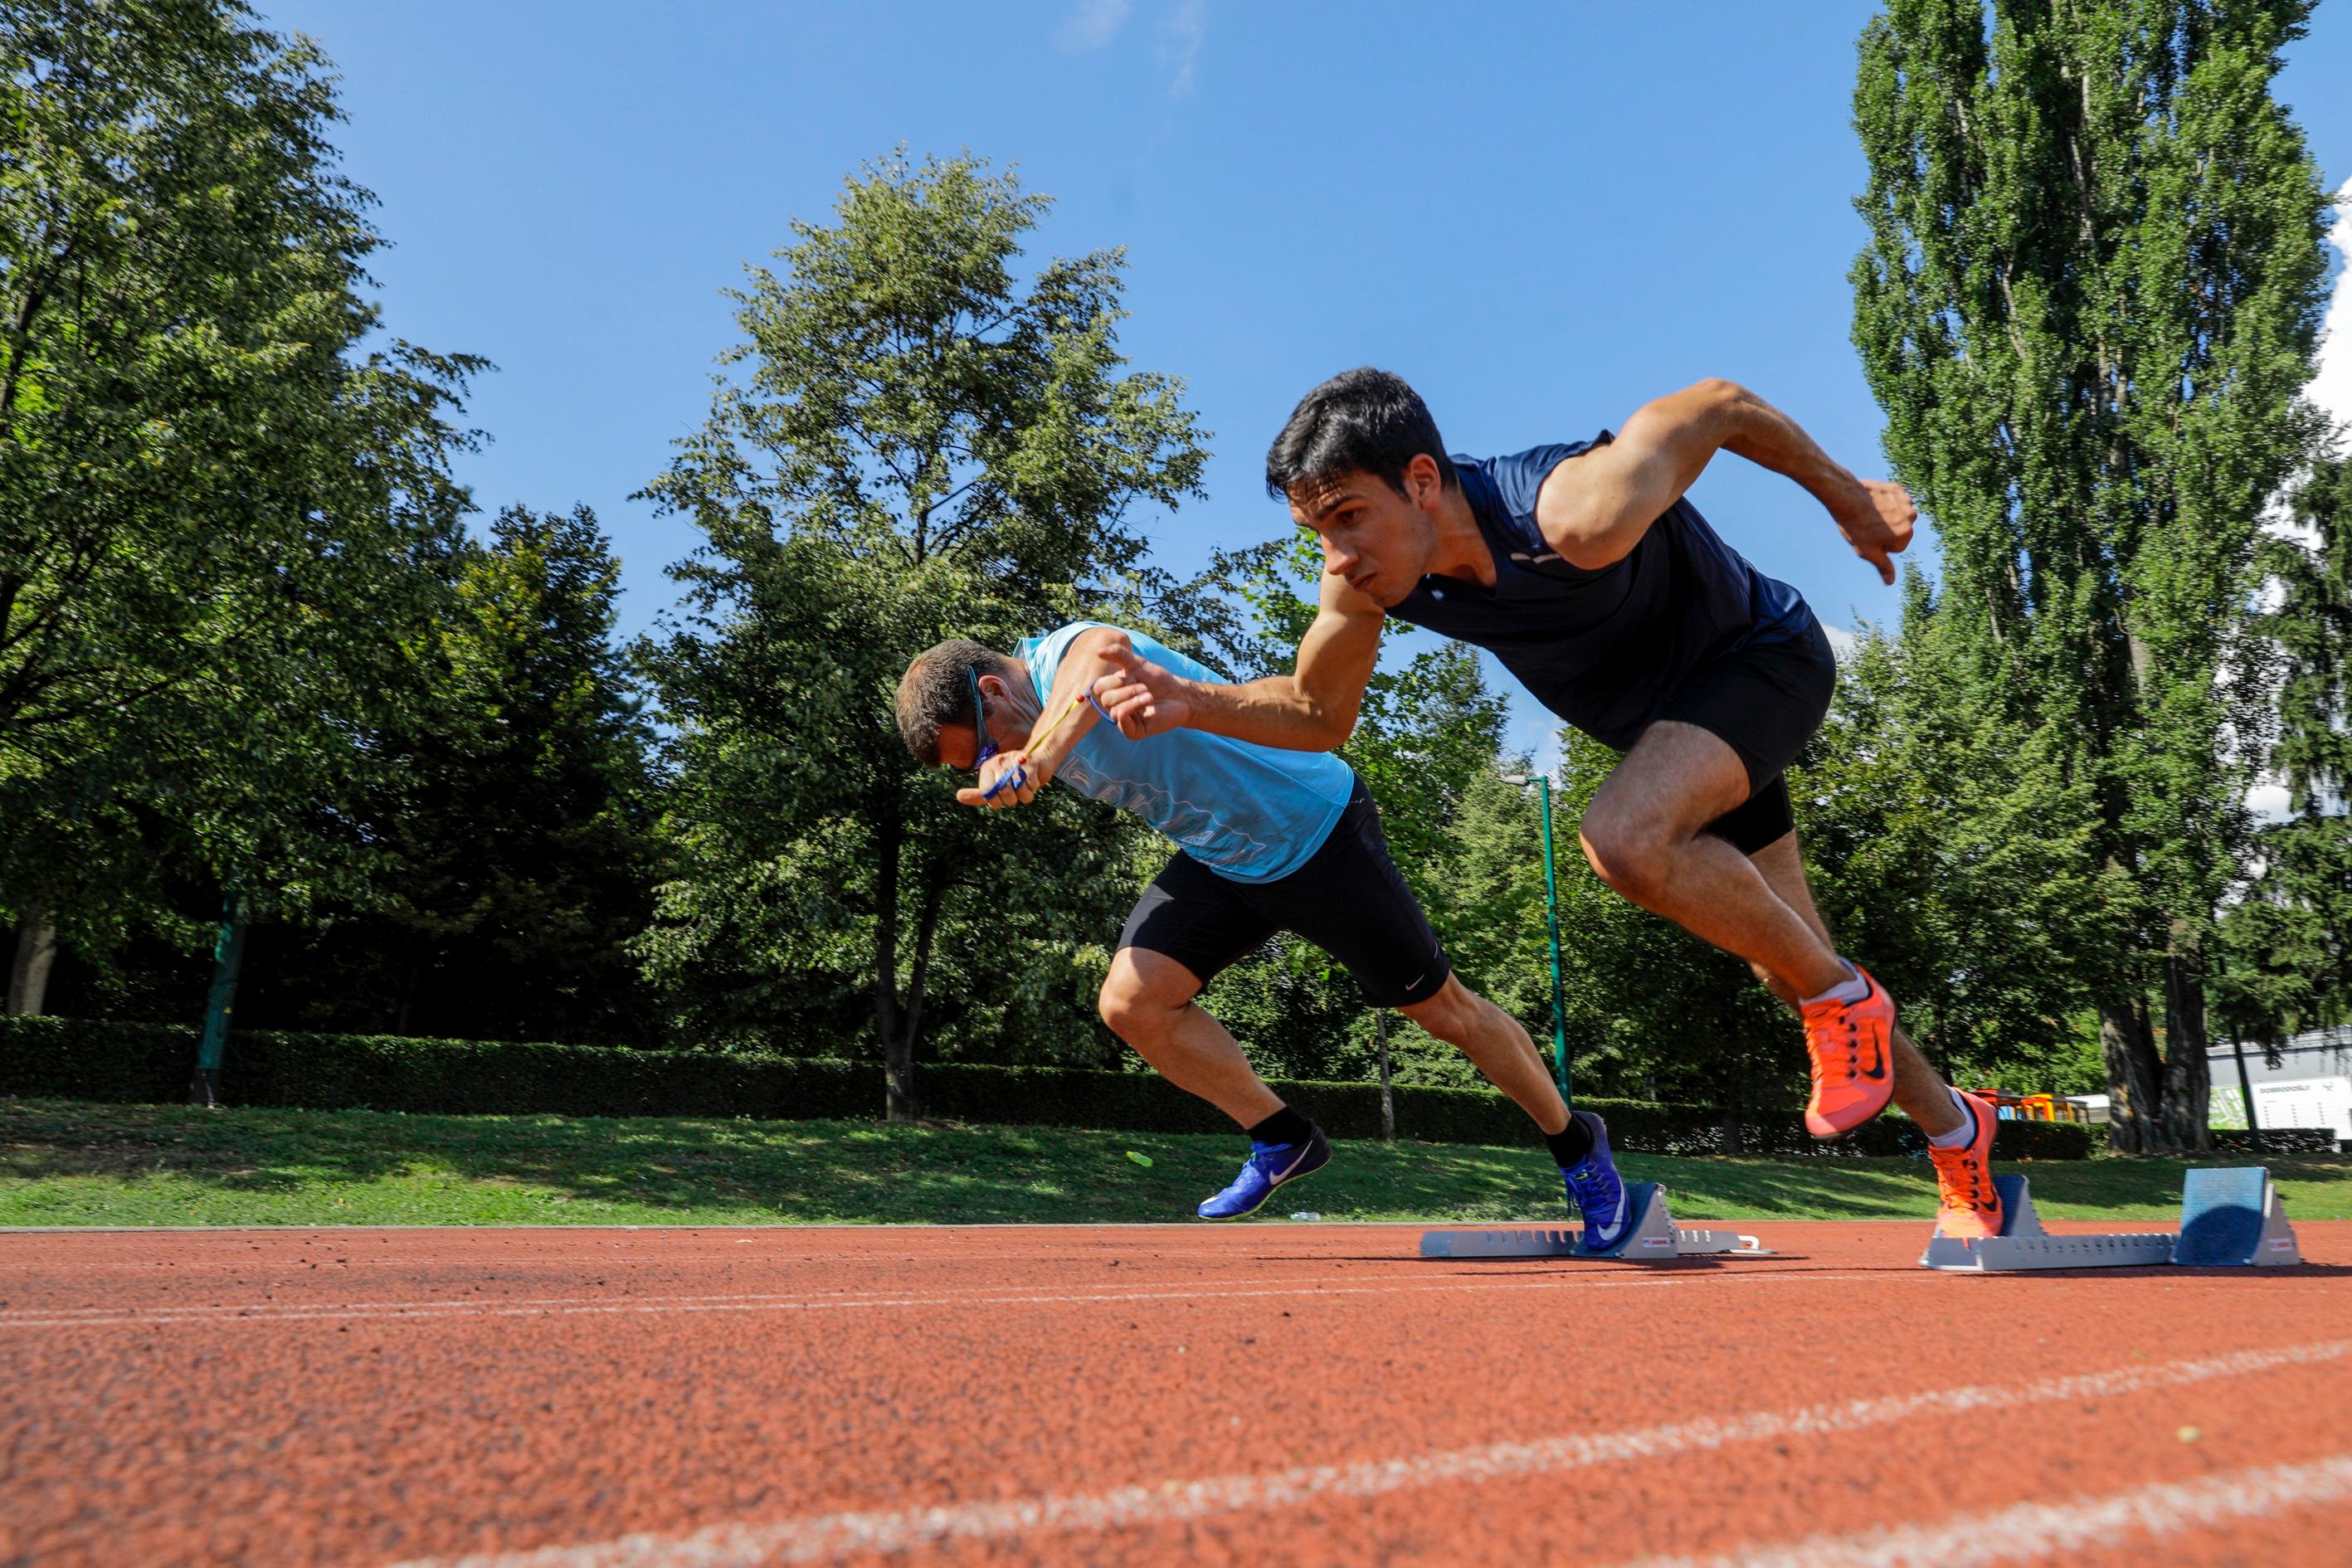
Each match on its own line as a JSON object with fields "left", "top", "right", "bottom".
{"left": 1717, "top": 1066, "right": 1746, "bottom": 1157}
{"left": 7, "top": 903, "right": 58, "bottom": 1015}
{"left": 2160, "top": 944, "right": 2213, "bottom": 1154}
{"left": 869, "top": 805, "right": 948, "bottom": 1125}
{"left": 1373, "top": 1009, "right": 1394, "bottom": 1141}
{"left": 2098, "top": 993, "right": 2165, "bottom": 1153}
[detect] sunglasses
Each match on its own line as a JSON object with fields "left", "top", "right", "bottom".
{"left": 967, "top": 666, "right": 1000, "bottom": 766}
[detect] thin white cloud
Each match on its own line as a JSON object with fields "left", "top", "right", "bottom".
{"left": 1819, "top": 622, "right": 1858, "bottom": 661}
{"left": 1060, "top": 0, "right": 1131, "bottom": 52}
{"left": 1160, "top": 0, "right": 1208, "bottom": 98}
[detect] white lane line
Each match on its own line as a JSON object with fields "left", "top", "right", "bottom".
{"left": 381, "top": 1341, "right": 2352, "bottom": 1568}
{"left": 0, "top": 1270, "right": 1456, "bottom": 1322}
{"left": 1615, "top": 1453, "right": 2352, "bottom": 1568}
{"left": 0, "top": 1267, "right": 1897, "bottom": 1332}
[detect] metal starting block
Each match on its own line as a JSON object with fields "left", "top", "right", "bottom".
{"left": 1420, "top": 1181, "right": 1772, "bottom": 1261}
{"left": 1921, "top": 1166, "right": 2303, "bottom": 1273}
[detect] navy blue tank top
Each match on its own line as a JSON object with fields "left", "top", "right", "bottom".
{"left": 1387, "top": 437, "right": 1812, "bottom": 750}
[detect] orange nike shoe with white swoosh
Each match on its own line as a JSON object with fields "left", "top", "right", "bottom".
{"left": 1929, "top": 1090, "right": 2005, "bottom": 1239}
{"left": 1799, "top": 962, "right": 1897, "bottom": 1137}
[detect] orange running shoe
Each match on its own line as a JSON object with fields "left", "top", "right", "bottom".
{"left": 1799, "top": 962, "right": 1897, "bottom": 1137}
{"left": 1929, "top": 1090, "right": 2005, "bottom": 1239}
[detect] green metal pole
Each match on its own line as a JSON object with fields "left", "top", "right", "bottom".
{"left": 191, "top": 889, "right": 246, "bottom": 1107}
{"left": 1536, "top": 777, "right": 1571, "bottom": 1104}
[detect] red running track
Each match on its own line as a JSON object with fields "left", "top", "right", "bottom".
{"left": 4, "top": 1220, "right": 2351, "bottom": 1567}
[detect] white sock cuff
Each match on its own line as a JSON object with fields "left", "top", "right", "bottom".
{"left": 1800, "top": 959, "right": 1870, "bottom": 1009}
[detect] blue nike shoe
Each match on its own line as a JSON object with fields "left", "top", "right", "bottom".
{"left": 1197, "top": 1122, "right": 1330, "bottom": 1220}
{"left": 1560, "top": 1110, "right": 1632, "bottom": 1252}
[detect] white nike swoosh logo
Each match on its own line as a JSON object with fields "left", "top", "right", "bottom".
{"left": 1591, "top": 1189, "right": 1629, "bottom": 1244}
{"left": 1271, "top": 1143, "right": 1315, "bottom": 1182}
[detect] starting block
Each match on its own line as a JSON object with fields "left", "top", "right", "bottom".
{"left": 1921, "top": 1166, "right": 2303, "bottom": 1273}
{"left": 1421, "top": 1182, "right": 1772, "bottom": 1261}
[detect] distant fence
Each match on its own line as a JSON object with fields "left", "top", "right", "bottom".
{"left": 0, "top": 1014, "right": 2096, "bottom": 1158}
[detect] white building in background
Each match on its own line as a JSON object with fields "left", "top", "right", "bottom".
{"left": 2208, "top": 1026, "right": 2352, "bottom": 1149}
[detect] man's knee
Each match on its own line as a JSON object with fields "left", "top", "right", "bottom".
{"left": 1398, "top": 976, "right": 1482, "bottom": 1043}
{"left": 1098, "top": 954, "right": 1189, "bottom": 1040}
{"left": 1577, "top": 807, "right": 1672, "bottom": 903}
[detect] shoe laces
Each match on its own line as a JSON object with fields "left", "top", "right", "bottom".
{"left": 1805, "top": 1003, "right": 1865, "bottom": 1088}
{"left": 1563, "top": 1157, "right": 1620, "bottom": 1220}
{"left": 1931, "top": 1142, "right": 1994, "bottom": 1215}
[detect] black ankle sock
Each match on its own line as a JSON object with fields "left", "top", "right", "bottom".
{"left": 1247, "top": 1105, "right": 1313, "bottom": 1147}
{"left": 1546, "top": 1113, "right": 1594, "bottom": 1169}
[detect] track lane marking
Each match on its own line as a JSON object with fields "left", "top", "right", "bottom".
{"left": 377, "top": 1340, "right": 2352, "bottom": 1567}
{"left": 1613, "top": 1452, "right": 2352, "bottom": 1567}
{"left": 0, "top": 1268, "right": 1902, "bottom": 1330}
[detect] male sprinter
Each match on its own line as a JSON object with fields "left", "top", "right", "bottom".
{"left": 894, "top": 622, "right": 1632, "bottom": 1241}
{"left": 1093, "top": 368, "right": 2006, "bottom": 1238}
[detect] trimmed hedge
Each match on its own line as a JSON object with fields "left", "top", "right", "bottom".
{"left": 0, "top": 1013, "right": 2090, "bottom": 1158}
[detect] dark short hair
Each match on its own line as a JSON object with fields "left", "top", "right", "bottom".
{"left": 1264, "top": 368, "right": 1458, "bottom": 502}
{"left": 894, "top": 638, "right": 1014, "bottom": 767}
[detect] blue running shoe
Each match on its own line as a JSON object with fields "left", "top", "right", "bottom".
{"left": 1561, "top": 1110, "right": 1632, "bottom": 1252}
{"left": 1197, "top": 1122, "right": 1330, "bottom": 1220}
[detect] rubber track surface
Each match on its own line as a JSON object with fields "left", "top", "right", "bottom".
{"left": 5, "top": 1220, "right": 2350, "bottom": 1566}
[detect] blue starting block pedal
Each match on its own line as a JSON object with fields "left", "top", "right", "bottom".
{"left": 1921, "top": 1166, "right": 2302, "bottom": 1272}
{"left": 1421, "top": 1182, "right": 1773, "bottom": 1261}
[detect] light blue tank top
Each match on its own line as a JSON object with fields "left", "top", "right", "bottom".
{"left": 1020, "top": 621, "right": 1353, "bottom": 884}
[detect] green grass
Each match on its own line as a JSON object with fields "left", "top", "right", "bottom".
{"left": 3, "top": 1098, "right": 2348, "bottom": 1228}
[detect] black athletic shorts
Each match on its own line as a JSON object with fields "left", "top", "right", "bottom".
{"left": 1651, "top": 615, "right": 1837, "bottom": 855}
{"left": 1117, "top": 775, "right": 1451, "bottom": 1008}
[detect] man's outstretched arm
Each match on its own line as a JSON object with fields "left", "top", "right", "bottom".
{"left": 1537, "top": 378, "right": 1916, "bottom": 582}
{"left": 1093, "top": 572, "right": 1385, "bottom": 752}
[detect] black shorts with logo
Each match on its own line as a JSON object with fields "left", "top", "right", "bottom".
{"left": 1650, "top": 615, "right": 1838, "bottom": 855}
{"left": 1117, "top": 775, "right": 1450, "bottom": 1009}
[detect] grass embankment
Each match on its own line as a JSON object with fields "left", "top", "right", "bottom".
{"left": 3, "top": 1098, "right": 2346, "bottom": 1228}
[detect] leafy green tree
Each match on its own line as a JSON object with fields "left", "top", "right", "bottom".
{"left": 2218, "top": 451, "right": 2352, "bottom": 1043}
{"left": 634, "top": 153, "right": 1209, "bottom": 1117}
{"left": 1795, "top": 599, "right": 2119, "bottom": 1089}
{"left": 1849, "top": 0, "right": 2331, "bottom": 1149}
{"left": 1, "top": 0, "right": 481, "bottom": 1011}
{"left": 234, "top": 506, "right": 665, "bottom": 1043}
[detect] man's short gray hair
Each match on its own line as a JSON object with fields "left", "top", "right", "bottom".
{"left": 895, "top": 638, "right": 1015, "bottom": 767}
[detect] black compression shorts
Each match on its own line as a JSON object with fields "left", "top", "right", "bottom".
{"left": 1117, "top": 775, "right": 1450, "bottom": 1008}
{"left": 1651, "top": 616, "right": 1837, "bottom": 855}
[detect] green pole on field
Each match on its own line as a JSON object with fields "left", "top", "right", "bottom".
{"left": 1503, "top": 771, "right": 1575, "bottom": 1105}
{"left": 1534, "top": 777, "right": 1572, "bottom": 1105}
{"left": 191, "top": 888, "right": 246, "bottom": 1108}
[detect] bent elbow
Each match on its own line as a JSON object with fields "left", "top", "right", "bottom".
{"left": 1553, "top": 533, "right": 1624, "bottom": 571}
{"left": 1314, "top": 705, "right": 1359, "bottom": 751}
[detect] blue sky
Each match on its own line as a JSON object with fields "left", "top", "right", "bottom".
{"left": 261, "top": 1, "right": 2352, "bottom": 767}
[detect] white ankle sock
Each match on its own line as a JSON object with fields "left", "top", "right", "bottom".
{"left": 1800, "top": 960, "right": 1870, "bottom": 1009}
{"left": 1926, "top": 1088, "right": 1976, "bottom": 1148}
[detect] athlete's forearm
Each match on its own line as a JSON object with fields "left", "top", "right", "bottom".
{"left": 1165, "top": 671, "right": 1356, "bottom": 751}
{"left": 1017, "top": 645, "right": 1113, "bottom": 781}
{"left": 1707, "top": 382, "right": 1873, "bottom": 522}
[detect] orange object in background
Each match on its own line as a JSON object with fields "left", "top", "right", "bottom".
{"left": 1964, "top": 1088, "right": 2090, "bottom": 1124}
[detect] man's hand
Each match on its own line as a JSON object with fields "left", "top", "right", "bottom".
{"left": 1093, "top": 641, "right": 1195, "bottom": 741}
{"left": 957, "top": 750, "right": 1041, "bottom": 809}
{"left": 1832, "top": 479, "right": 1916, "bottom": 586}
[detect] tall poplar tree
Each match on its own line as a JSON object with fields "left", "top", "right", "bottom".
{"left": 1850, "top": 0, "right": 2330, "bottom": 1149}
